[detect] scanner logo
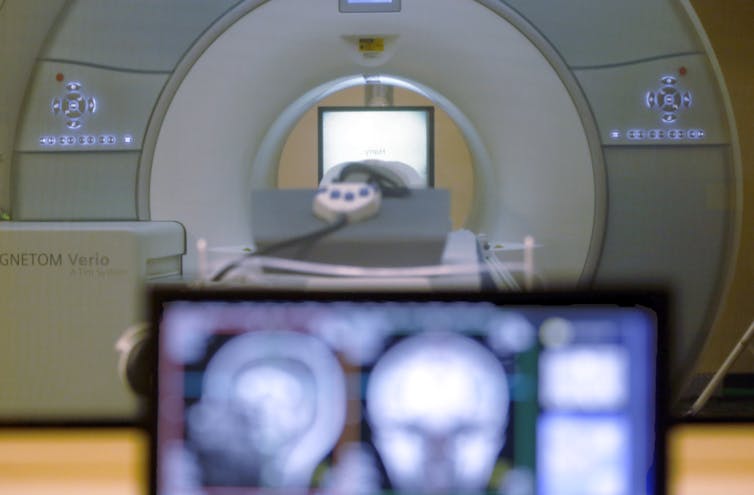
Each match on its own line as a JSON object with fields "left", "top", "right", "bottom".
{"left": 0, "top": 252, "right": 63, "bottom": 267}
{"left": 0, "top": 252, "right": 110, "bottom": 268}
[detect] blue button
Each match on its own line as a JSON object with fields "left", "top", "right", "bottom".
{"left": 344, "top": 192, "right": 355, "bottom": 201}
{"left": 330, "top": 190, "right": 341, "bottom": 199}
{"left": 359, "top": 187, "right": 370, "bottom": 196}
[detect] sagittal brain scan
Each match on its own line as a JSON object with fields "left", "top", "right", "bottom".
{"left": 154, "top": 294, "right": 658, "bottom": 495}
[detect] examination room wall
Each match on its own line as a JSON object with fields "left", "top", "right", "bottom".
{"left": 691, "top": 0, "right": 754, "bottom": 376}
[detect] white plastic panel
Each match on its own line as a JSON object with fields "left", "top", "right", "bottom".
{"left": 0, "top": 221, "right": 185, "bottom": 419}
{"left": 40, "top": 0, "right": 242, "bottom": 71}
{"left": 0, "top": 0, "right": 66, "bottom": 211}
{"left": 575, "top": 55, "right": 730, "bottom": 145}
{"left": 150, "top": 0, "right": 596, "bottom": 284}
{"left": 15, "top": 62, "right": 168, "bottom": 152}
{"left": 501, "top": 0, "right": 702, "bottom": 68}
{"left": 13, "top": 152, "right": 140, "bottom": 220}
{"left": 595, "top": 146, "right": 735, "bottom": 388}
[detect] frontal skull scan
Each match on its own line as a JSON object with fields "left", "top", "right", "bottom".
{"left": 186, "top": 330, "right": 346, "bottom": 488}
{"left": 366, "top": 333, "right": 510, "bottom": 494}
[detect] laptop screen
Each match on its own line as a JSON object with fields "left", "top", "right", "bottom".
{"left": 150, "top": 289, "right": 665, "bottom": 495}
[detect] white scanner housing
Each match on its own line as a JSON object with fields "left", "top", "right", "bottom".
{"left": 0, "top": 0, "right": 740, "bottom": 419}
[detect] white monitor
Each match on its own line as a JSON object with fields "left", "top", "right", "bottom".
{"left": 318, "top": 106, "right": 434, "bottom": 186}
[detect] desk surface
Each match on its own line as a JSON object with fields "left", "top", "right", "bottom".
{"left": 669, "top": 423, "right": 754, "bottom": 495}
{"left": 0, "top": 429, "right": 146, "bottom": 495}
{"left": 1, "top": 424, "right": 753, "bottom": 495}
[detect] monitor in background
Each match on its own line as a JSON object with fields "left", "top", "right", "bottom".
{"left": 318, "top": 106, "right": 434, "bottom": 186}
{"left": 150, "top": 290, "right": 665, "bottom": 495}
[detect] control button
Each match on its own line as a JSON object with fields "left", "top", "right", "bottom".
{"left": 689, "top": 129, "right": 704, "bottom": 140}
{"left": 646, "top": 76, "right": 692, "bottom": 125}
{"left": 344, "top": 192, "right": 355, "bottom": 201}
{"left": 50, "top": 81, "right": 97, "bottom": 130}
{"left": 330, "top": 190, "right": 341, "bottom": 199}
{"left": 661, "top": 113, "right": 677, "bottom": 124}
{"left": 660, "top": 87, "right": 680, "bottom": 112}
{"left": 660, "top": 75, "right": 677, "bottom": 86}
{"left": 627, "top": 129, "right": 645, "bottom": 140}
{"left": 359, "top": 187, "right": 371, "bottom": 196}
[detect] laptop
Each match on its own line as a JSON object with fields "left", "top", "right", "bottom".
{"left": 149, "top": 289, "right": 666, "bottom": 495}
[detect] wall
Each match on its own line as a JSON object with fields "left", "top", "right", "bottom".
{"left": 691, "top": 0, "right": 754, "bottom": 374}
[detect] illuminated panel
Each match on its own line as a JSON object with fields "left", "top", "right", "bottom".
{"left": 339, "top": 0, "right": 401, "bottom": 13}
{"left": 16, "top": 62, "right": 167, "bottom": 152}
{"left": 575, "top": 56, "right": 724, "bottom": 145}
{"left": 39, "top": 80, "right": 136, "bottom": 149}
{"left": 606, "top": 74, "right": 703, "bottom": 143}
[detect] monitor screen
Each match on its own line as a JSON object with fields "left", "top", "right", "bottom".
{"left": 318, "top": 106, "right": 434, "bottom": 186}
{"left": 150, "top": 290, "right": 665, "bottom": 495}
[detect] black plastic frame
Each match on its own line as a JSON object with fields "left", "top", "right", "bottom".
{"left": 146, "top": 286, "right": 669, "bottom": 495}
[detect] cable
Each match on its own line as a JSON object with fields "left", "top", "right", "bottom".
{"left": 687, "top": 318, "right": 754, "bottom": 416}
{"left": 210, "top": 213, "right": 349, "bottom": 282}
{"left": 233, "top": 256, "right": 486, "bottom": 278}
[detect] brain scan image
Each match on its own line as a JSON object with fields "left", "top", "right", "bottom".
{"left": 366, "top": 332, "right": 511, "bottom": 495}
{"left": 182, "top": 330, "right": 346, "bottom": 488}
{"left": 157, "top": 298, "right": 656, "bottom": 495}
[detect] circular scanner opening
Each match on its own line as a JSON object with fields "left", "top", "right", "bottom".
{"left": 277, "top": 84, "right": 475, "bottom": 229}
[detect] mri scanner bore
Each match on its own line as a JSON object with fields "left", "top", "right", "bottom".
{"left": 0, "top": 0, "right": 740, "bottom": 419}
{"left": 153, "top": 295, "right": 660, "bottom": 495}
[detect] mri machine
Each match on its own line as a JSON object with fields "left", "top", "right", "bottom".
{"left": 0, "top": 0, "right": 740, "bottom": 419}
